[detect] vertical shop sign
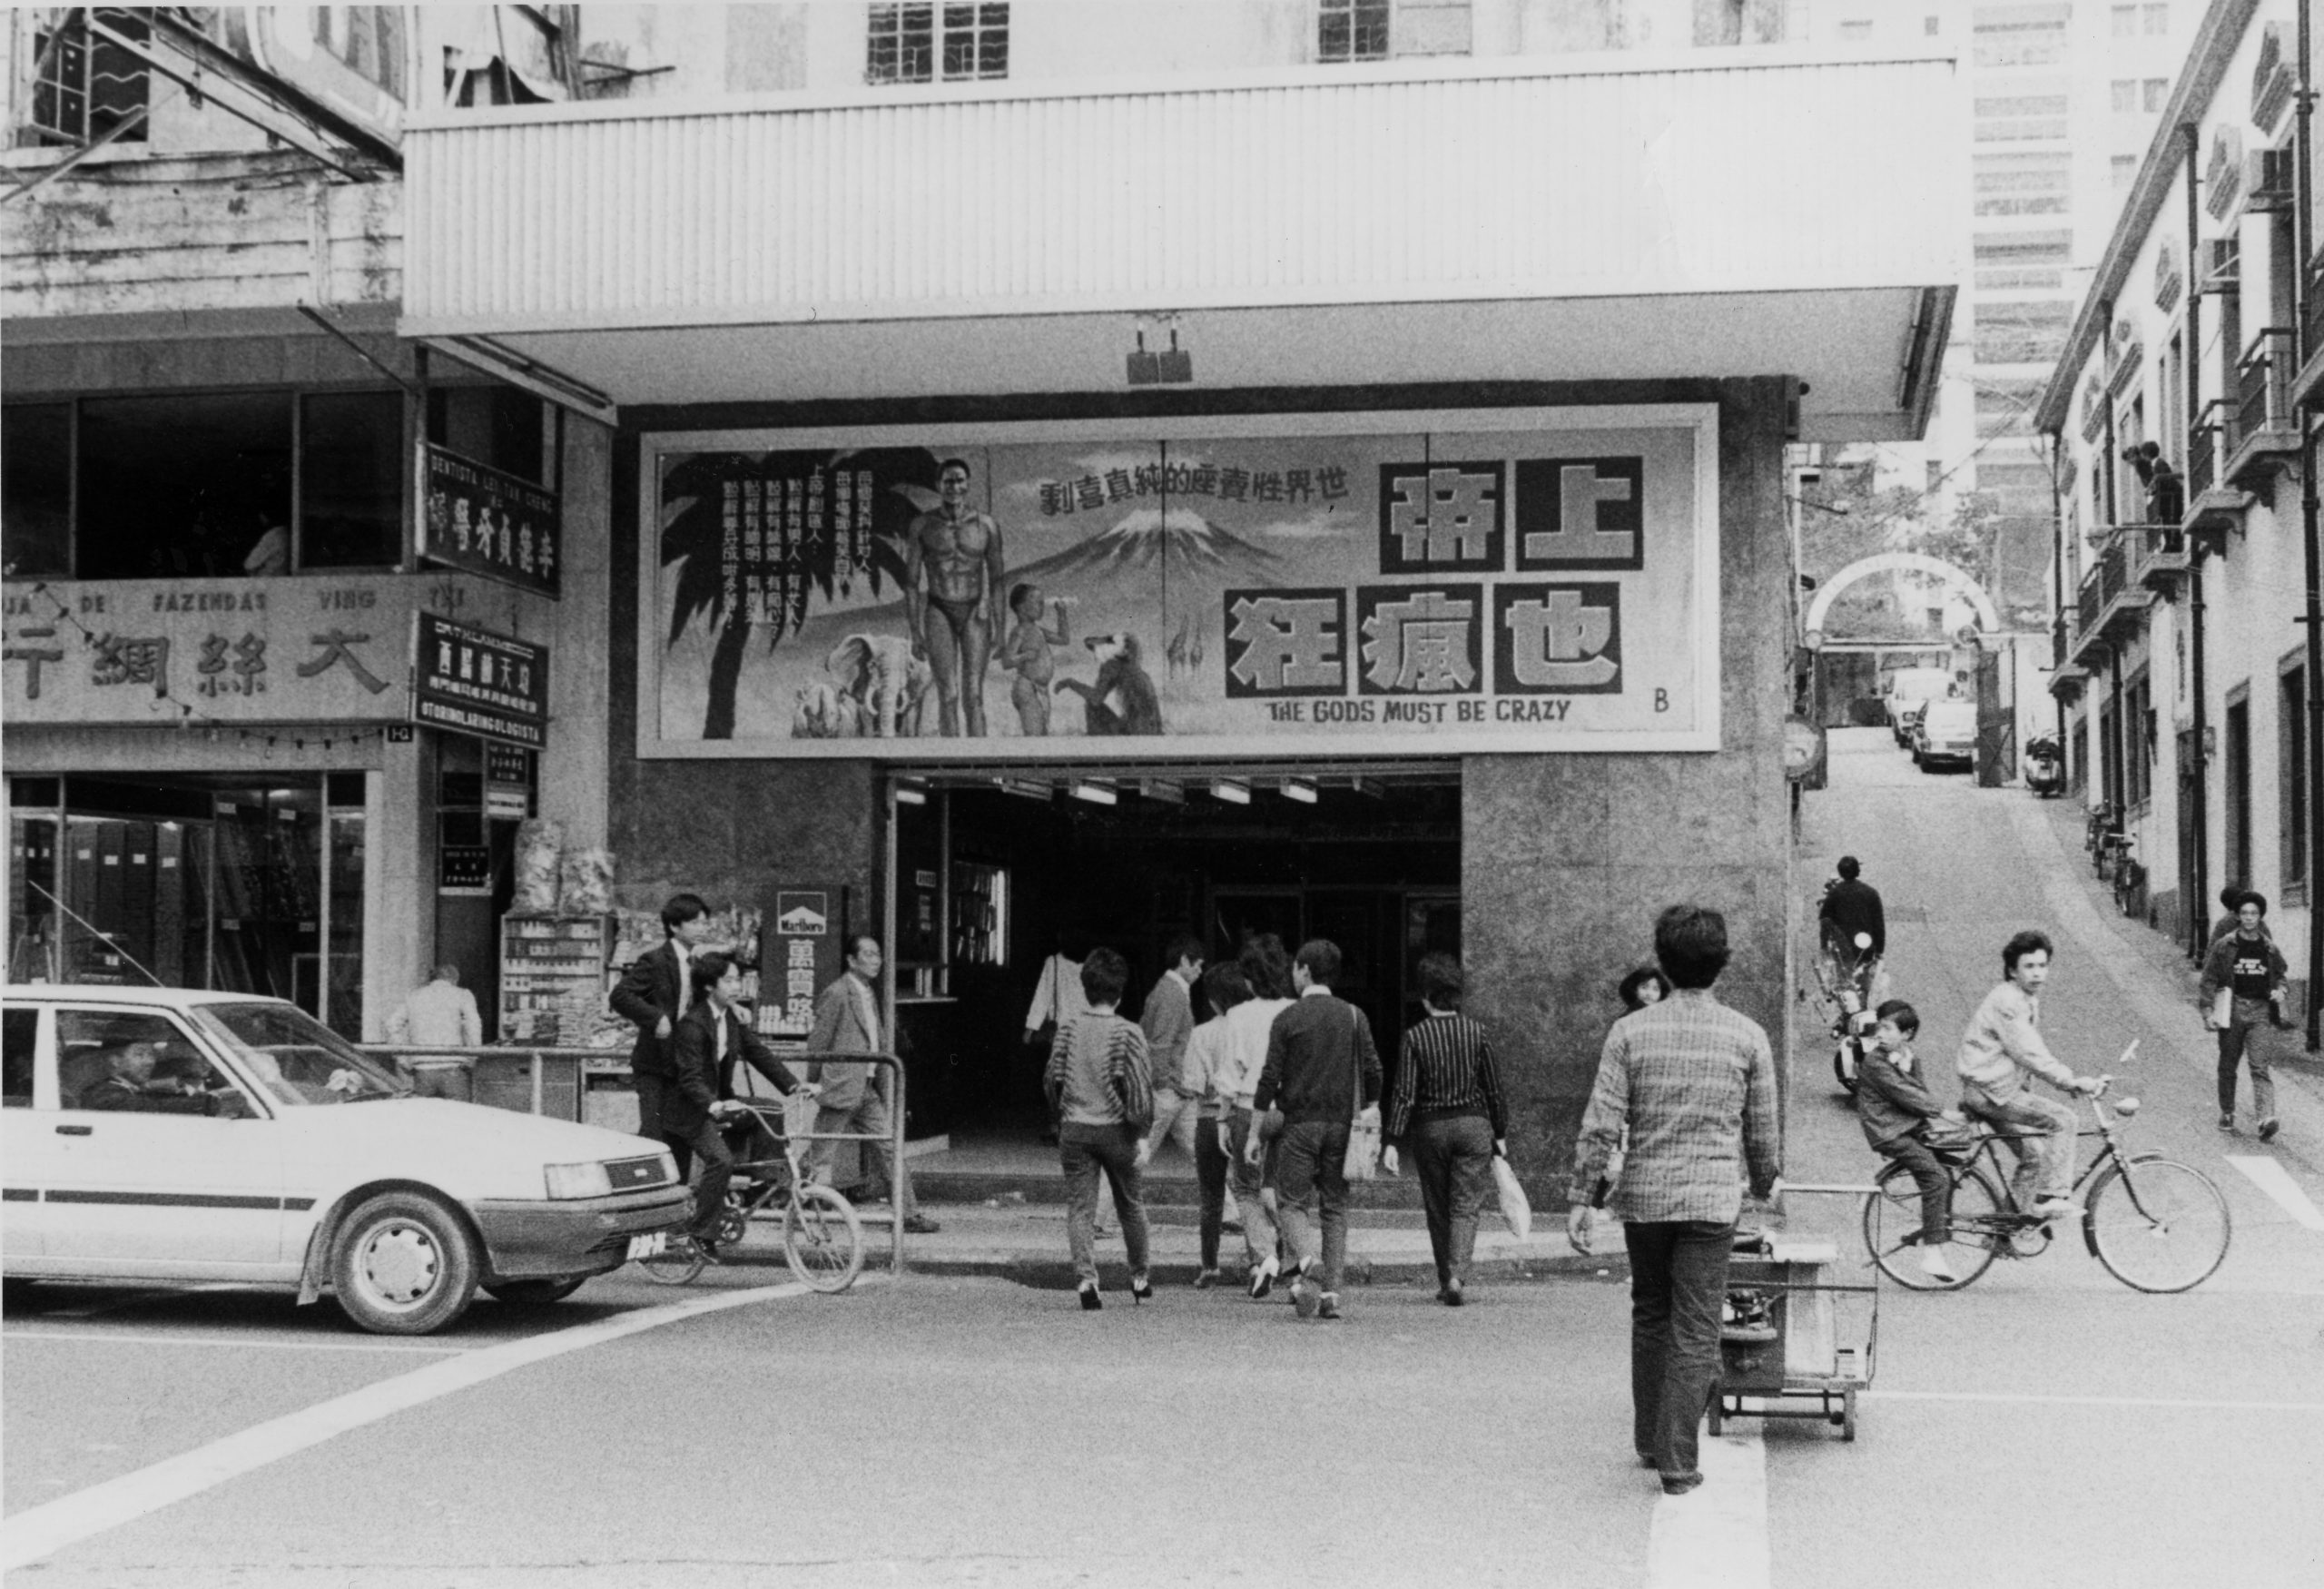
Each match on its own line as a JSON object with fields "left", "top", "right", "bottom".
{"left": 484, "top": 743, "right": 535, "bottom": 820}
{"left": 411, "top": 612, "right": 550, "bottom": 749}
{"left": 764, "top": 889, "right": 838, "bottom": 1038}
{"left": 419, "top": 442, "right": 563, "bottom": 598}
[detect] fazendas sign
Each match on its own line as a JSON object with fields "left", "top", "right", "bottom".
{"left": 638, "top": 405, "right": 1718, "bottom": 758}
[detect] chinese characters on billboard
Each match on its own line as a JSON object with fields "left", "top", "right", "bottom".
{"left": 638, "top": 408, "right": 1716, "bottom": 757}
{"left": 419, "top": 443, "right": 562, "bottom": 598}
{"left": 412, "top": 612, "right": 550, "bottom": 749}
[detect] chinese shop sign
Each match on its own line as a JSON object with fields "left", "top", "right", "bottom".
{"left": 639, "top": 406, "right": 1718, "bottom": 757}
{"left": 760, "top": 889, "right": 840, "bottom": 1039}
{"left": 412, "top": 612, "right": 550, "bottom": 750}
{"left": 1, "top": 577, "right": 420, "bottom": 725}
{"left": 419, "top": 443, "right": 563, "bottom": 598}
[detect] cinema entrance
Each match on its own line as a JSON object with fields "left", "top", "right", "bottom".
{"left": 878, "top": 763, "right": 1460, "bottom": 1144}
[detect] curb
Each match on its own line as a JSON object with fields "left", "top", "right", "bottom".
{"left": 706, "top": 1241, "right": 1627, "bottom": 1288}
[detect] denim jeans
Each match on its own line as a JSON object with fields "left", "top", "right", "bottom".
{"left": 1623, "top": 1219, "right": 1733, "bottom": 1483}
{"left": 1143, "top": 1087, "right": 1200, "bottom": 1164}
{"left": 1964, "top": 1092, "right": 2077, "bottom": 1204}
{"left": 1227, "top": 1108, "right": 1281, "bottom": 1270}
{"left": 2217, "top": 1011, "right": 2280, "bottom": 1120}
{"left": 1274, "top": 1119, "right": 1351, "bottom": 1293}
{"left": 1875, "top": 1130, "right": 1953, "bottom": 1244}
{"left": 1195, "top": 1111, "right": 1232, "bottom": 1270}
{"left": 1059, "top": 1122, "right": 1151, "bottom": 1286}
{"left": 1409, "top": 1112, "right": 1495, "bottom": 1287}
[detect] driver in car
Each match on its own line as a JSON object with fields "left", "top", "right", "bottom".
{"left": 81, "top": 1042, "right": 219, "bottom": 1115}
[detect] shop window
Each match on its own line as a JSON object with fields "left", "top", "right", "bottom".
{"left": 866, "top": 4, "right": 1009, "bottom": 85}
{"left": 76, "top": 392, "right": 293, "bottom": 581}
{"left": 25, "top": 8, "right": 149, "bottom": 148}
{"left": 3, "top": 1008, "right": 35, "bottom": 1108}
{"left": 427, "top": 386, "right": 547, "bottom": 483}
{"left": 3, "top": 404, "right": 72, "bottom": 577}
{"left": 1319, "top": 0, "right": 1390, "bottom": 61}
{"left": 301, "top": 392, "right": 402, "bottom": 568}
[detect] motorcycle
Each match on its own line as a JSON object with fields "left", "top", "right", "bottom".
{"left": 1816, "top": 929, "right": 1879, "bottom": 1095}
{"left": 2024, "top": 733, "right": 2064, "bottom": 799}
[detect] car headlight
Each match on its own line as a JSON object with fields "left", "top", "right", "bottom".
{"left": 545, "top": 1160, "right": 615, "bottom": 1199}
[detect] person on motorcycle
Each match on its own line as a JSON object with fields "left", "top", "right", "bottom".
{"left": 1956, "top": 931, "right": 2102, "bottom": 1221}
{"left": 1857, "top": 1000, "right": 1966, "bottom": 1281}
{"left": 1819, "top": 855, "right": 1887, "bottom": 1003}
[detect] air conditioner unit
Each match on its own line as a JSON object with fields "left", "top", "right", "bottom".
{"left": 2201, "top": 235, "right": 2241, "bottom": 291}
{"left": 2246, "top": 147, "right": 2295, "bottom": 210}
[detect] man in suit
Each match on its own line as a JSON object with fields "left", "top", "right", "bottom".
{"left": 805, "top": 933, "right": 940, "bottom": 1234}
{"left": 611, "top": 893, "right": 715, "bottom": 1158}
{"left": 667, "top": 950, "right": 808, "bottom": 1250}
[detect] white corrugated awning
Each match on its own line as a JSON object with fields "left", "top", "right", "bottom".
{"left": 402, "top": 49, "right": 1965, "bottom": 439}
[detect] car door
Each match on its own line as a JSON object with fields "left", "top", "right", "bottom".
{"left": 43, "top": 1004, "right": 288, "bottom": 1278}
{"left": 3, "top": 1004, "right": 49, "bottom": 1261}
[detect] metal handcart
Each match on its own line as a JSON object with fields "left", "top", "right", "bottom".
{"left": 1708, "top": 1186, "right": 1880, "bottom": 1442}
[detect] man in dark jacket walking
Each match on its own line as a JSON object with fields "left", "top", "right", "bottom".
{"left": 1248, "top": 939, "right": 1381, "bottom": 1320}
{"left": 1819, "top": 855, "right": 1887, "bottom": 1001}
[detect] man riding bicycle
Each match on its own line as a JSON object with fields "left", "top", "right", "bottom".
{"left": 1956, "top": 931, "right": 2101, "bottom": 1221}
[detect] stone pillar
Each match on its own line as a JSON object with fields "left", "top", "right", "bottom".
{"left": 541, "top": 415, "right": 614, "bottom": 851}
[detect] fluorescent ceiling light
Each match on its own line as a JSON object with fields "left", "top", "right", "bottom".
{"left": 1068, "top": 780, "right": 1118, "bottom": 806}
{"left": 1281, "top": 778, "right": 1318, "bottom": 804}
{"left": 893, "top": 779, "right": 928, "bottom": 806}
{"left": 1208, "top": 778, "right": 1250, "bottom": 804}
{"left": 994, "top": 777, "right": 1051, "bottom": 802}
{"left": 1138, "top": 780, "right": 1186, "bottom": 804}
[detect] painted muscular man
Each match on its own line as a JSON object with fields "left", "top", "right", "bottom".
{"left": 904, "top": 458, "right": 1008, "bottom": 737}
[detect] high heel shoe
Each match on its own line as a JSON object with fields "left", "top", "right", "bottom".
{"left": 1078, "top": 1281, "right": 1102, "bottom": 1311}
{"left": 1129, "top": 1276, "right": 1154, "bottom": 1306}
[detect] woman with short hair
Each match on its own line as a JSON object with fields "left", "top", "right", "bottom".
{"left": 1383, "top": 952, "right": 1508, "bottom": 1306}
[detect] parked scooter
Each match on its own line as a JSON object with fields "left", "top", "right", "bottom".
{"left": 2024, "top": 733, "right": 2064, "bottom": 799}
{"left": 1817, "top": 929, "right": 1879, "bottom": 1095}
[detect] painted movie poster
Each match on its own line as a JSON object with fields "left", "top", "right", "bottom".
{"left": 637, "top": 408, "right": 1717, "bottom": 758}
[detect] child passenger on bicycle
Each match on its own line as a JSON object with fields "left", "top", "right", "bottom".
{"left": 1856, "top": 1000, "right": 1967, "bottom": 1282}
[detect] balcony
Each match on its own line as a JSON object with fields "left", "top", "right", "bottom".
{"left": 2227, "top": 327, "right": 2300, "bottom": 489}
{"left": 2067, "top": 538, "right": 2152, "bottom": 670}
{"left": 2132, "top": 522, "right": 2190, "bottom": 595}
{"left": 2296, "top": 254, "right": 2324, "bottom": 406}
{"left": 2184, "top": 400, "right": 2250, "bottom": 539}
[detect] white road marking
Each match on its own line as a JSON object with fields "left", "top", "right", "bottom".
{"left": 2, "top": 1278, "right": 828, "bottom": 1572}
{"left": 4, "top": 1329, "right": 465, "bottom": 1356}
{"left": 2224, "top": 1156, "right": 2324, "bottom": 1231}
{"left": 1866, "top": 1389, "right": 2324, "bottom": 1413}
{"left": 1645, "top": 1429, "right": 1768, "bottom": 1589}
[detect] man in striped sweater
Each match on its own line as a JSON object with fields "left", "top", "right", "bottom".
{"left": 1249, "top": 938, "right": 1382, "bottom": 1321}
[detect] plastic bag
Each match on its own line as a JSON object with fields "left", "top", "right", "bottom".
{"left": 511, "top": 819, "right": 564, "bottom": 913}
{"left": 559, "top": 846, "right": 615, "bottom": 914}
{"left": 1492, "top": 1154, "right": 1532, "bottom": 1241}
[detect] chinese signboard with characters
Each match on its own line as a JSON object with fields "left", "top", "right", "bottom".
{"left": 419, "top": 443, "right": 563, "bottom": 599}
{"left": 1, "top": 577, "right": 423, "bottom": 725}
{"left": 762, "top": 889, "right": 839, "bottom": 1040}
{"left": 638, "top": 406, "right": 1718, "bottom": 757}
{"left": 411, "top": 612, "right": 551, "bottom": 749}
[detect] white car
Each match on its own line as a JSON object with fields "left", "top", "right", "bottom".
{"left": 2, "top": 985, "right": 690, "bottom": 1335}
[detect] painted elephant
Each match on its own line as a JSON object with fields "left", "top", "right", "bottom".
{"left": 826, "top": 633, "right": 934, "bottom": 738}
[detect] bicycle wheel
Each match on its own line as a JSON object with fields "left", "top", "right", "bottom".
{"left": 1863, "top": 1160, "right": 2002, "bottom": 1290}
{"left": 783, "top": 1184, "right": 864, "bottom": 1293}
{"left": 2085, "top": 1156, "right": 2231, "bottom": 1293}
{"left": 634, "top": 1230, "right": 706, "bottom": 1287}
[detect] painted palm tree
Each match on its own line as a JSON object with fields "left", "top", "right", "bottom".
{"left": 658, "top": 447, "right": 938, "bottom": 738}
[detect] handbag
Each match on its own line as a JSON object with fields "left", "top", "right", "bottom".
{"left": 1492, "top": 1153, "right": 1532, "bottom": 1240}
{"left": 1340, "top": 1005, "right": 1382, "bottom": 1183}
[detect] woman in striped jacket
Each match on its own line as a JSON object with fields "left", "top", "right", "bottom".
{"left": 1382, "top": 952, "right": 1509, "bottom": 1306}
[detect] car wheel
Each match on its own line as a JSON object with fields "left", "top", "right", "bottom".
{"left": 332, "top": 1191, "right": 479, "bottom": 1336}
{"left": 484, "top": 1276, "right": 589, "bottom": 1306}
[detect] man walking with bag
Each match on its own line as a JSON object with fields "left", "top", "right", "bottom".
{"left": 1568, "top": 904, "right": 1780, "bottom": 1497}
{"left": 806, "top": 934, "right": 940, "bottom": 1235}
{"left": 1247, "top": 939, "right": 1381, "bottom": 1321}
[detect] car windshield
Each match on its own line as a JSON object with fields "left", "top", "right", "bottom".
{"left": 192, "top": 1002, "right": 409, "bottom": 1106}
{"left": 1925, "top": 705, "right": 1976, "bottom": 730}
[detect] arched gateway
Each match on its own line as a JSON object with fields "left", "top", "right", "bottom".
{"left": 1802, "top": 552, "right": 2000, "bottom": 646}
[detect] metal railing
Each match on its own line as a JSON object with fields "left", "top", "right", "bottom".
{"left": 2236, "top": 326, "right": 2297, "bottom": 443}
{"left": 2186, "top": 399, "right": 2230, "bottom": 500}
{"left": 360, "top": 1043, "right": 914, "bottom": 1276}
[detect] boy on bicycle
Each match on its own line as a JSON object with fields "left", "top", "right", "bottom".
{"left": 1956, "top": 931, "right": 2102, "bottom": 1221}
{"left": 1857, "top": 1000, "right": 1966, "bottom": 1281}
